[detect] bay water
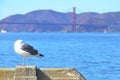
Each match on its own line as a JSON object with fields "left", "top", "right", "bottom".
{"left": 0, "top": 32, "right": 120, "bottom": 80}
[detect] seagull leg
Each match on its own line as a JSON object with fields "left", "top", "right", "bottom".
{"left": 23, "top": 57, "right": 25, "bottom": 65}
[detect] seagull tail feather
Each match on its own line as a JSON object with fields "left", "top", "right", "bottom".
{"left": 37, "top": 53, "right": 44, "bottom": 58}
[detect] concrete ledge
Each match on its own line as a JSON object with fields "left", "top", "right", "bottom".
{"left": 0, "top": 65, "right": 86, "bottom": 80}
{"left": 0, "top": 68, "right": 14, "bottom": 78}
{"left": 14, "top": 76, "right": 37, "bottom": 80}
{"left": 15, "top": 65, "right": 36, "bottom": 76}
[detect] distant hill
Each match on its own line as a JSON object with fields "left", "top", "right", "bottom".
{"left": 0, "top": 10, "right": 120, "bottom": 32}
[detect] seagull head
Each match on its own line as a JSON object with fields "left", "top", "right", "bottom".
{"left": 15, "top": 39, "right": 23, "bottom": 45}
{"left": 14, "top": 39, "right": 24, "bottom": 54}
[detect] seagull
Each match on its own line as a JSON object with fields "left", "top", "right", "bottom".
{"left": 14, "top": 39, "right": 44, "bottom": 65}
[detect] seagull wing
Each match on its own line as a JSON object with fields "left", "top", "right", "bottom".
{"left": 21, "top": 44, "right": 38, "bottom": 55}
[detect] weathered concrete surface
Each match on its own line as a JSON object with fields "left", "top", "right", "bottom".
{"left": 0, "top": 68, "right": 14, "bottom": 80}
{"left": 0, "top": 65, "right": 86, "bottom": 80}
{"left": 37, "top": 68, "right": 86, "bottom": 80}
{"left": 14, "top": 65, "right": 37, "bottom": 80}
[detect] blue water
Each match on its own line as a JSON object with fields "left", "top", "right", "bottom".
{"left": 0, "top": 32, "right": 120, "bottom": 80}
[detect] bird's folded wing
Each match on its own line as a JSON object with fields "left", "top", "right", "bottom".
{"left": 21, "top": 44, "right": 38, "bottom": 55}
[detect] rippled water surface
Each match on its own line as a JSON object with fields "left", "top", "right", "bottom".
{"left": 0, "top": 32, "right": 120, "bottom": 80}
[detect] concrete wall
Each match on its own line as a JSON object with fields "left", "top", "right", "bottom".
{"left": 0, "top": 65, "right": 86, "bottom": 80}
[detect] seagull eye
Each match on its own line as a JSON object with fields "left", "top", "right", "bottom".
{"left": 21, "top": 42, "right": 23, "bottom": 44}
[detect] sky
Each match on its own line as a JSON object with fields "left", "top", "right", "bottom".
{"left": 0, "top": 0, "right": 120, "bottom": 20}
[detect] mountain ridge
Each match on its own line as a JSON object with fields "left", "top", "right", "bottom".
{"left": 0, "top": 10, "right": 120, "bottom": 32}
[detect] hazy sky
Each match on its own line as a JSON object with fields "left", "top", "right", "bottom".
{"left": 0, "top": 0, "right": 120, "bottom": 20}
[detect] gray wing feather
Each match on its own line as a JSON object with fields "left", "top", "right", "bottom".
{"left": 21, "top": 44, "right": 38, "bottom": 55}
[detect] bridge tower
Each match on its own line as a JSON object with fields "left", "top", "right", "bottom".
{"left": 72, "top": 7, "right": 76, "bottom": 32}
